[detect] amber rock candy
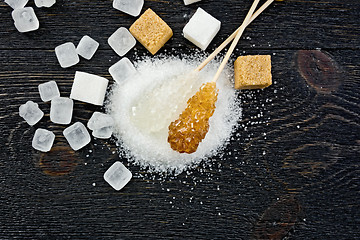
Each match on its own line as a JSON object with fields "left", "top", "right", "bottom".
{"left": 168, "top": 82, "right": 218, "bottom": 154}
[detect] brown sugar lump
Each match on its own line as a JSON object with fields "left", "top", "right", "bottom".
{"left": 234, "top": 55, "right": 272, "bottom": 89}
{"left": 129, "top": 8, "right": 173, "bottom": 55}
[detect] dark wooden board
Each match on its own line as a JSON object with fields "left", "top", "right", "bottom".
{"left": 0, "top": 0, "right": 359, "bottom": 239}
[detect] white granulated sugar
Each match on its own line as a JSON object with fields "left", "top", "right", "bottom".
{"left": 106, "top": 54, "right": 241, "bottom": 175}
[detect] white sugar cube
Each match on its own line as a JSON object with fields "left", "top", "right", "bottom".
{"left": 70, "top": 71, "right": 109, "bottom": 106}
{"left": 183, "top": 8, "right": 221, "bottom": 50}
{"left": 55, "top": 42, "right": 79, "bottom": 68}
{"left": 113, "top": 0, "right": 144, "bottom": 17}
{"left": 87, "top": 112, "right": 114, "bottom": 139}
{"left": 108, "top": 57, "right": 136, "bottom": 83}
{"left": 19, "top": 100, "right": 44, "bottom": 126}
{"left": 104, "top": 161, "right": 132, "bottom": 191}
{"left": 50, "top": 97, "right": 73, "bottom": 124}
{"left": 5, "top": 0, "right": 29, "bottom": 9}
{"left": 63, "top": 122, "right": 91, "bottom": 151}
{"left": 12, "top": 7, "right": 39, "bottom": 33}
{"left": 38, "top": 81, "right": 60, "bottom": 102}
{"left": 108, "top": 27, "right": 136, "bottom": 57}
{"left": 183, "top": 0, "right": 201, "bottom": 5}
{"left": 34, "top": 0, "right": 56, "bottom": 8}
{"left": 32, "top": 128, "right": 55, "bottom": 152}
{"left": 76, "top": 35, "right": 99, "bottom": 60}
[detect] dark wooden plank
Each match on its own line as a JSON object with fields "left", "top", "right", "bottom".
{"left": 0, "top": 48, "right": 359, "bottom": 239}
{"left": 0, "top": 0, "right": 359, "bottom": 50}
{"left": 0, "top": 0, "right": 359, "bottom": 239}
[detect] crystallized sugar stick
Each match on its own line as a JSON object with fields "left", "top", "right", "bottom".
{"left": 168, "top": 0, "right": 261, "bottom": 154}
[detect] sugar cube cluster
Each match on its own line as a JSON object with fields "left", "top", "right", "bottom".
{"left": 20, "top": 70, "right": 112, "bottom": 153}
{"left": 55, "top": 35, "right": 99, "bottom": 68}
{"left": 16, "top": 0, "right": 230, "bottom": 191}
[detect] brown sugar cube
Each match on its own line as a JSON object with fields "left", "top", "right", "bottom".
{"left": 129, "top": 8, "right": 173, "bottom": 55}
{"left": 234, "top": 55, "right": 272, "bottom": 89}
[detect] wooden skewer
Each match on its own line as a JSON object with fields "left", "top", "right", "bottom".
{"left": 195, "top": 0, "right": 274, "bottom": 72}
{"left": 211, "top": 0, "right": 260, "bottom": 82}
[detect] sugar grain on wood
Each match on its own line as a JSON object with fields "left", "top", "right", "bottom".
{"left": 106, "top": 55, "right": 241, "bottom": 174}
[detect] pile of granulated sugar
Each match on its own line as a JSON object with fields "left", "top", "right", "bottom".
{"left": 106, "top": 54, "right": 241, "bottom": 175}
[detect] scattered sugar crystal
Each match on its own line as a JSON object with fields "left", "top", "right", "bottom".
{"left": 32, "top": 128, "right": 55, "bottom": 152}
{"left": 131, "top": 71, "right": 202, "bottom": 134}
{"left": 19, "top": 100, "right": 44, "bottom": 126}
{"left": 103, "top": 161, "right": 132, "bottom": 190}
{"left": 87, "top": 112, "right": 114, "bottom": 139}
{"left": 76, "top": 35, "right": 99, "bottom": 60}
{"left": 55, "top": 42, "right": 79, "bottom": 68}
{"left": 109, "top": 57, "right": 136, "bottom": 83}
{"left": 183, "top": 0, "right": 201, "bottom": 5}
{"left": 108, "top": 27, "right": 136, "bottom": 57}
{"left": 34, "top": 0, "right": 55, "bottom": 8}
{"left": 12, "top": 7, "right": 39, "bottom": 33}
{"left": 50, "top": 97, "right": 73, "bottom": 124}
{"left": 63, "top": 122, "right": 91, "bottom": 151}
{"left": 5, "top": 0, "right": 28, "bottom": 9}
{"left": 106, "top": 55, "right": 240, "bottom": 174}
{"left": 38, "top": 80, "right": 60, "bottom": 102}
{"left": 113, "top": 0, "right": 144, "bottom": 17}
{"left": 70, "top": 71, "right": 109, "bottom": 106}
{"left": 183, "top": 8, "right": 221, "bottom": 50}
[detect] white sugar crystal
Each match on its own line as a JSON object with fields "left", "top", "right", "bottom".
{"left": 109, "top": 57, "right": 136, "bottom": 83}
{"left": 19, "top": 100, "right": 44, "bottom": 126}
{"left": 106, "top": 55, "right": 240, "bottom": 174}
{"left": 12, "top": 7, "right": 39, "bottom": 33}
{"left": 183, "top": 0, "right": 201, "bottom": 5}
{"left": 108, "top": 27, "right": 136, "bottom": 57}
{"left": 50, "top": 97, "right": 73, "bottom": 124}
{"left": 32, "top": 128, "right": 55, "bottom": 152}
{"left": 55, "top": 42, "right": 79, "bottom": 68}
{"left": 183, "top": 8, "right": 221, "bottom": 50}
{"left": 38, "top": 80, "right": 60, "bottom": 102}
{"left": 92, "top": 128, "right": 112, "bottom": 139}
{"left": 103, "top": 161, "right": 132, "bottom": 190}
{"left": 34, "top": 0, "right": 55, "bottom": 8}
{"left": 70, "top": 71, "right": 109, "bottom": 106}
{"left": 87, "top": 112, "right": 114, "bottom": 139}
{"left": 63, "top": 122, "right": 91, "bottom": 151}
{"left": 131, "top": 72, "right": 202, "bottom": 134}
{"left": 5, "top": 0, "right": 28, "bottom": 9}
{"left": 76, "top": 35, "right": 99, "bottom": 60}
{"left": 113, "top": 0, "right": 144, "bottom": 17}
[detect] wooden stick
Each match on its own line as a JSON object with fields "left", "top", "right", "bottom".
{"left": 195, "top": 0, "right": 274, "bottom": 72}
{"left": 211, "top": 0, "right": 260, "bottom": 83}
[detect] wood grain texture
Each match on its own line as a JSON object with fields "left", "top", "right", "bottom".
{"left": 0, "top": 0, "right": 359, "bottom": 239}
